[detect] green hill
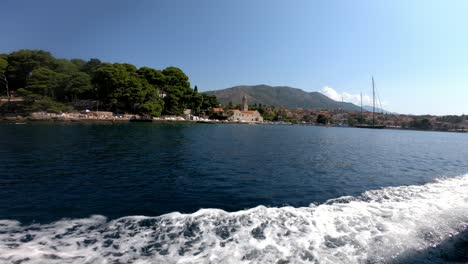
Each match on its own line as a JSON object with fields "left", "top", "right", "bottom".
{"left": 204, "top": 85, "right": 361, "bottom": 111}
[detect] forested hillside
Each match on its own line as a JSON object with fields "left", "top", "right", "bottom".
{"left": 0, "top": 50, "right": 218, "bottom": 115}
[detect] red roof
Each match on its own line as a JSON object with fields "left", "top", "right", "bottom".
{"left": 229, "top": 109, "right": 259, "bottom": 115}
{"left": 212, "top": 107, "right": 224, "bottom": 112}
{"left": 240, "top": 110, "right": 258, "bottom": 114}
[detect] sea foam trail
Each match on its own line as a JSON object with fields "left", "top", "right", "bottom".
{"left": 1, "top": 175, "right": 468, "bottom": 264}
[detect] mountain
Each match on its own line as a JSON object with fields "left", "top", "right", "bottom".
{"left": 362, "top": 105, "right": 395, "bottom": 114}
{"left": 204, "top": 85, "right": 361, "bottom": 111}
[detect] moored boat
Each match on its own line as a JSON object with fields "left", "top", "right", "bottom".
{"left": 354, "top": 76, "right": 386, "bottom": 129}
{"left": 129, "top": 116, "right": 153, "bottom": 122}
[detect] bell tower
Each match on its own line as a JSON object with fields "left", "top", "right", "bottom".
{"left": 242, "top": 94, "right": 248, "bottom": 111}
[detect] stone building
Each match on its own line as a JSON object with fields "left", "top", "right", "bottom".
{"left": 228, "top": 109, "right": 263, "bottom": 122}
{"left": 227, "top": 94, "right": 263, "bottom": 122}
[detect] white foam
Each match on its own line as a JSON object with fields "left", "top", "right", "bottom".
{"left": 1, "top": 175, "right": 468, "bottom": 264}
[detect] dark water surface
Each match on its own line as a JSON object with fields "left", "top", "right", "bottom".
{"left": 1, "top": 122, "right": 466, "bottom": 223}
{"left": 2, "top": 122, "right": 468, "bottom": 263}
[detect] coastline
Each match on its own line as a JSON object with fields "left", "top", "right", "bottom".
{"left": 1, "top": 111, "right": 467, "bottom": 133}
{"left": 0, "top": 112, "right": 264, "bottom": 125}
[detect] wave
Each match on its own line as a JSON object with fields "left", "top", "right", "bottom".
{"left": 1, "top": 175, "right": 468, "bottom": 264}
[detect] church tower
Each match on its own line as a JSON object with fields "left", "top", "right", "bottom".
{"left": 242, "top": 94, "right": 248, "bottom": 111}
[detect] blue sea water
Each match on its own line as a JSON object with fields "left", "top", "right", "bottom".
{"left": 0, "top": 122, "right": 467, "bottom": 263}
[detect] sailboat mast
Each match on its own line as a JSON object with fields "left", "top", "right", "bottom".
{"left": 360, "top": 92, "right": 363, "bottom": 121}
{"left": 372, "top": 76, "right": 375, "bottom": 126}
{"left": 341, "top": 95, "right": 344, "bottom": 114}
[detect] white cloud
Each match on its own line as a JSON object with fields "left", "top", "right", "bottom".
{"left": 319, "top": 86, "right": 387, "bottom": 107}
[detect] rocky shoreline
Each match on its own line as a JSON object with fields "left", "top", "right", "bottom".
{"left": 0, "top": 111, "right": 265, "bottom": 124}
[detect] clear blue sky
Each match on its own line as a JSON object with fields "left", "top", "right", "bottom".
{"left": 2, "top": 0, "right": 467, "bottom": 115}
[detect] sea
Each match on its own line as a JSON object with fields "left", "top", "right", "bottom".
{"left": 0, "top": 122, "right": 467, "bottom": 263}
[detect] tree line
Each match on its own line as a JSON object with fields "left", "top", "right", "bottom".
{"left": 0, "top": 49, "right": 219, "bottom": 115}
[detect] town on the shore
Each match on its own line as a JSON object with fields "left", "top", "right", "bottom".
{"left": 2, "top": 92, "right": 468, "bottom": 132}
{"left": 1, "top": 49, "right": 467, "bottom": 132}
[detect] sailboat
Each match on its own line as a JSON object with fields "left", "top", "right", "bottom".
{"left": 354, "top": 77, "right": 386, "bottom": 129}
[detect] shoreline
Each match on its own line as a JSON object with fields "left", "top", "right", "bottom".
{"left": 1, "top": 112, "right": 467, "bottom": 133}
{"left": 0, "top": 114, "right": 264, "bottom": 125}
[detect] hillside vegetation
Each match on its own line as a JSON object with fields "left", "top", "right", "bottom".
{"left": 0, "top": 49, "right": 219, "bottom": 115}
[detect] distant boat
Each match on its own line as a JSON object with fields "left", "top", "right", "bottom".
{"left": 354, "top": 77, "right": 386, "bottom": 129}
{"left": 129, "top": 116, "right": 153, "bottom": 122}
{"left": 354, "top": 124, "right": 386, "bottom": 129}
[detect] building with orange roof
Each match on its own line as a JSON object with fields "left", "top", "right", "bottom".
{"left": 228, "top": 109, "right": 263, "bottom": 122}
{"left": 212, "top": 107, "right": 224, "bottom": 113}
{"left": 227, "top": 95, "right": 263, "bottom": 122}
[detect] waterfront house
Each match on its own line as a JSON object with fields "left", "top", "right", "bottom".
{"left": 227, "top": 94, "right": 263, "bottom": 122}
{"left": 212, "top": 107, "right": 224, "bottom": 113}
{"left": 228, "top": 109, "right": 263, "bottom": 122}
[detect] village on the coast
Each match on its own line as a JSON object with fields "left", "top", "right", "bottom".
{"left": 1, "top": 49, "right": 467, "bottom": 132}
{"left": 0, "top": 94, "right": 264, "bottom": 124}
{"left": 2, "top": 93, "right": 468, "bottom": 132}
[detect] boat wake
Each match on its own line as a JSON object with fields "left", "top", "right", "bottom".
{"left": 1, "top": 175, "right": 468, "bottom": 264}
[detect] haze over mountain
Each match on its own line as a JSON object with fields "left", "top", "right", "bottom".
{"left": 204, "top": 85, "right": 361, "bottom": 111}
{"left": 362, "top": 105, "right": 395, "bottom": 114}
